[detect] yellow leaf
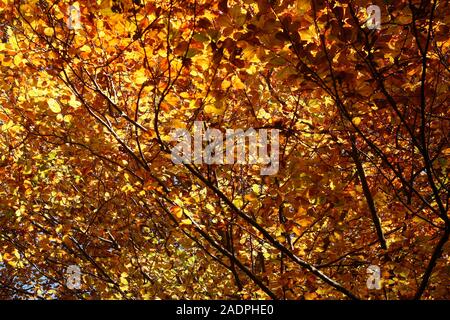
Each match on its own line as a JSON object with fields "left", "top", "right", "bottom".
{"left": 412, "top": 216, "right": 425, "bottom": 224}
{"left": 232, "top": 198, "right": 243, "bottom": 208}
{"left": 232, "top": 75, "right": 246, "bottom": 90}
{"left": 64, "top": 115, "right": 73, "bottom": 123}
{"left": 299, "top": 24, "right": 316, "bottom": 42}
{"left": 56, "top": 225, "right": 63, "bottom": 233}
{"left": 165, "top": 93, "right": 179, "bottom": 106}
{"left": 305, "top": 292, "right": 318, "bottom": 300}
{"left": 297, "top": 1, "right": 311, "bottom": 14}
{"left": 204, "top": 104, "right": 224, "bottom": 115}
{"left": 251, "top": 184, "right": 261, "bottom": 194}
{"left": 172, "top": 119, "right": 186, "bottom": 128}
{"left": 48, "top": 98, "right": 61, "bottom": 113}
{"left": 329, "top": 181, "right": 336, "bottom": 190}
{"left": 99, "top": 0, "right": 115, "bottom": 16}
{"left": 133, "top": 68, "right": 147, "bottom": 85}
{"left": 293, "top": 226, "right": 302, "bottom": 236}
{"left": 221, "top": 79, "right": 231, "bottom": 90}
{"left": 15, "top": 206, "right": 25, "bottom": 217}
{"left": 23, "top": 164, "right": 32, "bottom": 175}
{"left": 79, "top": 45, "right": 92, "bottom": 53}
{"left": 68, "top": 95, "right": 81, "bottom": 109}
{"left": 242, "top": 46, "right": 260, "bottom": 63}
{"left": 333, "top": 231, "right": 342, "bottom": 240}
{"left": 298, "top": 217, "right": 312, "bottom": 227}
{"left": 205, "top": 98, "right": 225, "bottom": 115}
{"left": 119, "top": 273, "right": 129, "bottom": 291}
{"left": 180, "top": 218, "right": 192, "bottom": 225}
{"left": 171, "top": 206, "right": 183, "bottom": 218}
{"left": 1, "top": 56, "right": 12, "bottom": 67}
{"left": 13, "top": 54, "right": 23, "bottom": 66}
{"left": 2, "top": 252, "right": 12, "bottom": 262}
{"left": 44, "top": 27, "right": 53, "bottom": 36}
{"left": 352, "top": 117, "right": 361, "bottom": 126}
{"left": 120, "top": 275, "right": 128, "bottom": 286}
{"left": 297, "top": 207, "right": 307, "bottom": 216}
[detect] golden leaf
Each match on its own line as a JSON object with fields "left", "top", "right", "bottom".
{"left": 48, "top": 98, "right": 62, "bottom": 113}
{"left": 352, "top": 117, "right": 361, "bottom": 126}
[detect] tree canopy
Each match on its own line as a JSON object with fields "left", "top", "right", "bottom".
{"left": 0, "top": 0, "right": 448, "bottom": 299}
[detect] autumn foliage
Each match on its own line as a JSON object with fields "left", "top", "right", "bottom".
{"left": 0, "top": 0, "right": 448, "bottom": 299}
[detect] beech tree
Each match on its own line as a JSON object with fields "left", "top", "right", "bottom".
{"left": 0, "top": 0, "right": 448, "bottom": 299}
